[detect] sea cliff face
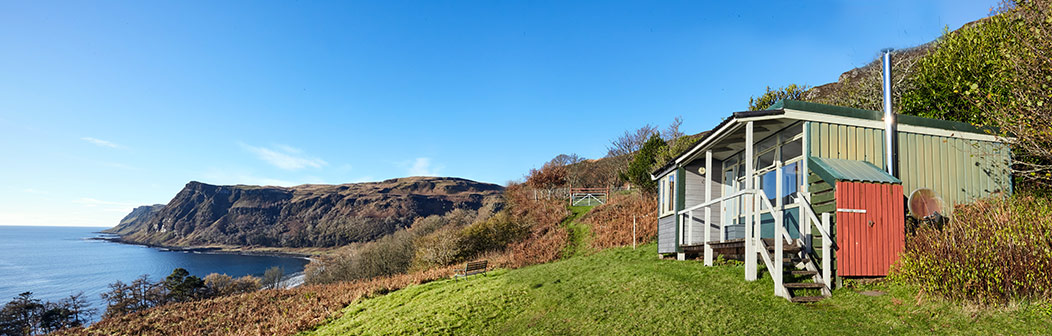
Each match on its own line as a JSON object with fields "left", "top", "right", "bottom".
{"left": 110, "top": 177, "right": 503, "bottom": 248}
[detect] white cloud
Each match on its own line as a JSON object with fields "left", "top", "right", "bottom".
{"left": 407, "top": 157, "right": 442, "bottom": 176}
{"left": 240, "top": 143, "right": 327, "bottom": 170}
{"left": 81, "top": 137, "right": 123, "bottom": 149}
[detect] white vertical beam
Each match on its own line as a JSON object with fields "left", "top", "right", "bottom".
{"left": 744, "top": 121, "right": 757, "bottom": 281}
{"left": 822, "top": 212, "right": 832, "bottom": 290}
{"left": 720, "top": 160, "right": 727, "bottom": 243}
{"left": 704, "top": 150, "right": 713, "bottom": 266}
{"left": 688, "top": 210, "right": 694, "bottom": 245}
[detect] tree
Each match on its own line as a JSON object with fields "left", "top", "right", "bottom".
{"left": 58, "top": 293, "right": 93, "bottom": 329}
{"left": 525, "top": 162, "right": 568, "bottom": 199}
{"left": 655, "top": 116, "right": 702, "bottom": 167}
{"left": 748, "top": 84, "right": 810, "bottom": 110}
{"left": 968, "top": 0, "right": 1052, "bottom": 188}
{"left": 606, "top": 124, "right": 659, "bottom": 157}
{"left": 163, "top": 268, "right": 205, "bottom": 303}
{"left": 0, "top": 292, "right": 43, "bottom": 336}
{"left": 101, "top": 274, "right": 165, "bottom": 318}
{"left": 546, "top": 154, "right": 586, "bottom": 167}
{"left": 620, "top": 134, "right": 667, "bottom": 193}
{"left": 262, "top": 266, "right": 285, "bottom": 289}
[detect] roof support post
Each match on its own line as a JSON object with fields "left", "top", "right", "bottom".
{"left": 704, "top": 150, "right": 713, "bottom": 266}
{"left": 745, "top": 121, "right": 757, "bottom": 281}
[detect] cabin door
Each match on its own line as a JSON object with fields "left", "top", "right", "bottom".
{"left": 834, "top": 181, "right": 905, "bottom": 277}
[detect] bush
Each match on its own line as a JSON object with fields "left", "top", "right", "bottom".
{"left": 891, "top": 193, "right": 1052, "bottom": 304}
{"left": 262, "top": 267, "right": 285, "bottom": 289}
{"left": 204, "top": 274, "right": 262, "bottom": 297}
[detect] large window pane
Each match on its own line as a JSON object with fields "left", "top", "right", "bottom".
{"left": 782, "top": 162, "right": 799, "bottom": 205}
{"left": 760, "top": 170, "right": 777, "bottom": 207}
{"left": 781, "top": 139, "right": 802, "bottom": 162}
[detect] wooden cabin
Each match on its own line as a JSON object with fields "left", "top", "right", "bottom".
{"left": 651, "top": 99, "right": 1011, "bottom": 302}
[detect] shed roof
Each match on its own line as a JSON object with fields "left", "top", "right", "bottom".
{"left": 808, "top": 157, "right": 901, "bottom": 185}
{"left": 650, "top": 99, "right": 1004, "bottom": 180}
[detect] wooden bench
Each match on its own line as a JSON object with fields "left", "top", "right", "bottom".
{"left": 454, "top": 260, "right": 488, "bottom": 280}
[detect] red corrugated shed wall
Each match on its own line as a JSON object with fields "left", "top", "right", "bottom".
{"left": 834, "top": 181, "right": 905, "bottom": 277}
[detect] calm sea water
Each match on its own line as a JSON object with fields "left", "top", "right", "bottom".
{"left": 0, "top": 226, "right": 308, "bottom": 320}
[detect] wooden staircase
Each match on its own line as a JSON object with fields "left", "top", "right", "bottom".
{"left": 705, "top": 238, "right": 831, "bottom": 303}
{"left": 763, "top": 238, "right": 829, "bottom": 303}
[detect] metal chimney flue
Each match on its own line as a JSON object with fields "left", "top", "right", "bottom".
{"left": 882, "top": 48, "right": 898, "bottom": 178}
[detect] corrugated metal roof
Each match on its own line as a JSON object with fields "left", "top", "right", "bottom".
{"left": 809, "top": 157, "right": 901, "bottom": 185}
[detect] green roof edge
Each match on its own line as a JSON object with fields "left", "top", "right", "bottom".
{"left": 780, "top": 99, "right": 993, "bottom": 136}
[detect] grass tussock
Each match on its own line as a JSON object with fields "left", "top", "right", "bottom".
{"left": 892, "top": 192, "right": 1052, "bottom": 304}
{"left": 580, "top": 191, "right": 656, "bottom": 250}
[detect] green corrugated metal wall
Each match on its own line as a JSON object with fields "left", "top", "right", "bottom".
{"left": 807, "top": 122, "right": 1011, "bottom": 208}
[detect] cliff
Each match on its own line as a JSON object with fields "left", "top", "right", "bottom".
{"left": 103, "top": 204, "right": 165, "bottom": 236}
{"left": 111, "top": 177, "right": 504, "bottom": 248}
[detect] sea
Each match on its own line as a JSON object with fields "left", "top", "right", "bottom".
{"left": 0, "top": 226, "right": 309, "bottom": 322}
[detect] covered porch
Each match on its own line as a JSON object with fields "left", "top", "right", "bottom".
{"left": 655, "top": 113, "right": 834, "bottom": 302}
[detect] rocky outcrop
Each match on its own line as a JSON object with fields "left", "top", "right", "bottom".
{"left": 103, "top": 204, "right": 165, "bottom": 236}
{"left": 112, "top": 177, "right": 503, "bottom": 248}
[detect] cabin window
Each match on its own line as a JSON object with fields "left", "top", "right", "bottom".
{"left": 667, "top": 175, "right": 675, "bottom": 213}
{"left": 782, "top": 162, "right": 800, "bottom": 205}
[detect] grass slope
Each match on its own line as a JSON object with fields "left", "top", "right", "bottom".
{"left": 304, "top": 244, "right": 1050, "bottom": 335}
{"left": 561, "top": 206, "right": 594, "bottom": 259}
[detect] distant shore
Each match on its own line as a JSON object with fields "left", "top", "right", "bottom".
{"left": 91, "top": 235, "right": 315, "bottom": 260}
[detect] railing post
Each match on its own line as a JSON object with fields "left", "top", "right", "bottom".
{"left": 704, "top": 150, "right": 713, "bottom": 266}
{"left": 822, "top": 212, "right": 832, "bottom": 290}
{"left": 677, "top": 213, "right": 686, "bottom": 260}
{"left": 688, "top": 210, "right": 694, "bottom": 246}
{"left": 775, "top": 196, "right": 784, "bottom": 298}
{"left": 744, "top": 121, "right": 756, "bottom": 281}
{"left": 719, "top": 198, "right": 727, "bottom": 243}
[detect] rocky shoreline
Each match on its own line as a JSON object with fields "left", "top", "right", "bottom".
{"left": 90, "top": 235, "right": 314, "bottom": 260}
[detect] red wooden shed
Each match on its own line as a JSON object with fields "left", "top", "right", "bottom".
{"left": 810, "top": 157, "right": 905, "bottom": 277}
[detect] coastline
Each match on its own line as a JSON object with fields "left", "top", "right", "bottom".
{"left": 90, "top": 235, "right": 317, "bottom": 260}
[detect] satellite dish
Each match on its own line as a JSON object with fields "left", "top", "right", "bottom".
{"left": 908, "top": 188, "right": 948, "bottom": 219}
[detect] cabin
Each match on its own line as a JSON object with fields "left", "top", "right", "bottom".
{"left": 651, "top": 99, "right": 1011, "bottom": 302}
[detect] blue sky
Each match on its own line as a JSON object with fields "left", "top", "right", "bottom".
{"left": 0, "top": 0, "right": 995, "bottom": 227}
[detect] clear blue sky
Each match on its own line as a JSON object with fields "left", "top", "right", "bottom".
{"left": 0, "top": 0, "right": 995, "bottom": 227}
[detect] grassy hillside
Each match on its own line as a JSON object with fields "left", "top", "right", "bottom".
{"left": 304, "top": 244, "right": 1050, "bottom": 335}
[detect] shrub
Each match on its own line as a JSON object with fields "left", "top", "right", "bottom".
{"left": 204, "top": 273, "right": 261, "bottom": 297}
{"left": 457, "top": 213, "right": 530, "bottom": 259}
{"left": 305, "top": 229, "right": 417, "bottom": 284}
{"left": 891, "top": 193, "right": 1052, "bottom": 304}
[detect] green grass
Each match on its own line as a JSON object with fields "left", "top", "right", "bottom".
{"left": 303, "top": 244, "right": 1051, "bottom": 335}
{"left": 561, "top": 206, "right": 594, "bottom": 259}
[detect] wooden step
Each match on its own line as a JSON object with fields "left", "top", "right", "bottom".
{"left": 790, "top": 296, "right": 826, "bottom": 303}
{"left": 784, "top": 282, "right": 826, "bottom": 290}
{"left": 781, "top": 257, "right": 810, "bottom": 264}
{"left": 789, "top": 270, "right": 818, "bottom": 277}
{"left": 766, "top": 245, "right": 802, "bottom": 254}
